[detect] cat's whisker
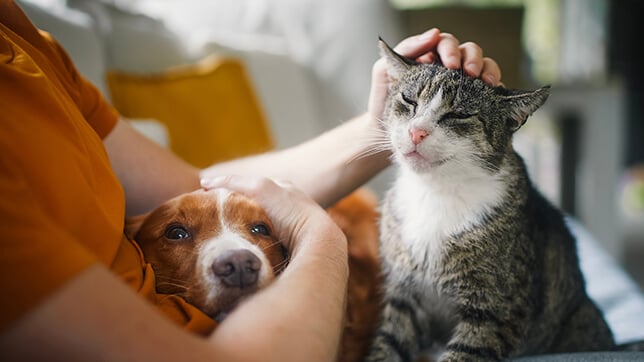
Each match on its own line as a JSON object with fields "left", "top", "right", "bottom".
{"left": 373, "top": 116, "right": 389, "bottom": 129}
{"left": 346, "top": 145, "right": 391, "bottom": 164}
{"left": 345, "top": 130, "right": 393, "bottom": 163}
{"left": 467, "top": 152, "right": 504, "bottom": 174}
{"left": 358, "top": 135, "right": 390, "bottom": 147}
{"left": 354, "top": 144, "right": 391, "bottom": 157}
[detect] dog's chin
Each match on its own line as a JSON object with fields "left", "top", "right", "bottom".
{"left": 213, "top": 311, "right": 229, "bottom": 323}
{"left": 208, "top": 303, "right": 238, "bottom": 323}
{"left": 207, "top": 288, "right": 259, "bottom": 323}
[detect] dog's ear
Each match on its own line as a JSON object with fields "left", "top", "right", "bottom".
{"left": 124, "top": 213, "right": 149, "bottom": 241}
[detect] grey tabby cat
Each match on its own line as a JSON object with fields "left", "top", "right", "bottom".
{"left": 365, "top": 39, "right": 615, "bottom": 362}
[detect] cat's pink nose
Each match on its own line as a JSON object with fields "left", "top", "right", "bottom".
{"left": 409, "top": 128, "right": 430, "bottom": 145}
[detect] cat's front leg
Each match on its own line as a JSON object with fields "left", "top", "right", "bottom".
{"left": 365, "top": 296, "right": 430, "bottom": 362}
{"left": 438, "top": 314, "right": 526, "bottom": 362}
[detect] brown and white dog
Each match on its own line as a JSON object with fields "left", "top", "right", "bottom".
{"left": 125, "top": 187, "right": 382, "bottom": 361}
{"left": 125, "top": 189, "right": 288, "bottom": 322}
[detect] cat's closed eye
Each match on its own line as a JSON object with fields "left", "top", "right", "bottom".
{"left": 438, "top": 111, "right": 478, "bottom": 125}
{"left": 440, "top": 111, "right": 477, "bottom": 121}
{"left": 401, "top": 92, "right": 417, "bottom": 106}
{"left": 400, "top": 92, "right": 418, "bottom": 113}
{"left": 437, "top": 111, "right": 480, "bottom": 133}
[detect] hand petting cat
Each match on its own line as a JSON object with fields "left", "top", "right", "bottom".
{"left": 368, "top": 28, "right": 502, "bottom": 122}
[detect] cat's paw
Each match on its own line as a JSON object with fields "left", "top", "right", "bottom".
{"left": 364, "top": 338, "right": 408, "bottom": 362}
{"left": 438, "top": 350, "right": 496, "bottom": 362}
{"left": 364, "top": 348, "right": 406, "bottom": 362}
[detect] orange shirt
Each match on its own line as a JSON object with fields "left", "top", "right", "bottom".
{"left": 0, "top": 0, "right": 216, "bottom": 334}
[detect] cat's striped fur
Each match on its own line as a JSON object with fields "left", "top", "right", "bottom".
{"left": 365, "top": 40, "right": 614, "bottom": 362}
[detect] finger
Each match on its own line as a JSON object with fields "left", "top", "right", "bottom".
{"left": 273, "top": 178, "right": 295, "bottom": 189}
{"left": 459, "top": 42, "right": 484, "bottom": 77}
{"left": 415, "top": 52, "right": 436, "bottom": 64}
{"left": 481, "top": 57, "right": 502, "bottom": 86}
{"left": 393, "top": 28, "right": 441, "bottom": 59}
{"left": 200, "top": 175, "right": 229, "bottom": 190}
{"left": 436, "top": 33, "right": 461, "bottom": 69}
{"left": 200, "top": 175, "right": 277, "bottom": 196}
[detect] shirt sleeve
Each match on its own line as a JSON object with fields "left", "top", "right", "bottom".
{"left": 40, "top": 31, "right": 120, "bottom": 139}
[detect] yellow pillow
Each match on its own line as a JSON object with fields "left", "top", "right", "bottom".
{"left": 106, "top": 56, "right": 274, "bottom": 168}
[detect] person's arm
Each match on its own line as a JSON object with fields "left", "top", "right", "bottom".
{"left": 201, "top": 112, "right": 389, "bottom": 208}
{"left": 103, "top": 119, "right": 202, "bottom": 216}
{"left": 203, "top": 29, "right": 503, "bottom": 208}
{"left": 108, "top": 29, "right": 502, "bottom": 216}
{"left": 0, "top": 177, "right": 348, "bottom": 362}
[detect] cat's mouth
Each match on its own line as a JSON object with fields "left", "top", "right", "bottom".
{"left": 402, "top": 151, "right": 450, "bottom": 169}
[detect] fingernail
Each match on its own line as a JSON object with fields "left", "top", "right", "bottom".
{"left": 444, "top": 54, "right": 460, "bottom": 68}
{"left": 200, "top": 178, "right": 213, "bottom": 189}
{"left": 466, "top": 62, "right": 481, "bottom": 76}
{"left": 484, "top": 74, "right": 497, "bottom": 85}
{"left": 200, "top": 176, "right": 224, "bottom": 189}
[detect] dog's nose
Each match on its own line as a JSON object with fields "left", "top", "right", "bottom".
{"left": 212, "top": 249, "right": 261, "bottom": 288}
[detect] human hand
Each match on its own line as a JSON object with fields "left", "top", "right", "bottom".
{"left": 200, "top": 176, "right": 347, "bottom": 258}
{"left": 200, "top": 176, "right": 348, "bottom": 361}
{"left": 368, "top": 28, "right": 503, "bottom": 121}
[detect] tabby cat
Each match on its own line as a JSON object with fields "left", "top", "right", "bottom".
{"left": 365, "top": 39, "right": 615, "bottom": 362}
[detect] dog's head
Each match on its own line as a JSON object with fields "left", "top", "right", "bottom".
{"left": 125, "top": 189, "right": 289, "bottom": 322}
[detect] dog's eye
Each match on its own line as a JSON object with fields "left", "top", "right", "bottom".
{"left": 164, "top": 225, "right": 191, "bottom": 240}
{"left": 250, "top": 223, "right": 271, "bottom": 236}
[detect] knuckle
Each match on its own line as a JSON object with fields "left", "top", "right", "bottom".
{"left": 483, "top": 58, "right": 502, "bottom": 74}
{"left": 274, "top": 178, "right": 295, "bottom": 189}
{"left": 440, "top": 32, "right": 460, "bottom": 44}
{"left": 258, "top": 176, "right": 278, "bottom": 189}
{"left": 440, "top": 32, "right": 455, "bottom": 39}
{"left": 460, "top": 41, "right": 482, "bottom": 53}
{"left": 483, "top": 57, "right": 499, "bottom": 68}
{"left": 372, "top": 58, "right": 386, "bottom": 76}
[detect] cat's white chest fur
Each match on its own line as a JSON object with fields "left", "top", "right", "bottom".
{"left": 391, "top": 165, "right": 506, "bottom": 273}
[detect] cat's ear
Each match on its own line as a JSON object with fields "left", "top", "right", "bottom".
{"left": 498, "top": 85, "right": 551, "bottom": 132}
{"left": 378, "top": 37, "right": 417, "bottom": 81}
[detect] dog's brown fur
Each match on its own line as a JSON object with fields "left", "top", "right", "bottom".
{"left": 328, "top": 188, "right": 382, "bottom": 362}
{"left": 126, "top": 188, "right": 382, "bottom": 361}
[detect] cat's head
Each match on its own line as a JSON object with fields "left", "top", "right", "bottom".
{"left": 378, "top": 39, "right": 550, "bottom": 176}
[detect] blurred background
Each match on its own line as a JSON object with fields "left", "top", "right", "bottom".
{"left": 19, "top": 0, "right": 644, "bottom": 288}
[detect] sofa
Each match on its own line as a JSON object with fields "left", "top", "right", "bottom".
{"left": 18, "top": 0, "right": 644, "bottom": 358}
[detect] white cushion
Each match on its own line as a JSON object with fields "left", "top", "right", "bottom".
{"left": 571, "top": 217, "right": 644, "bottom": 344}
{"left": 18, "top": 0, "right": 108, "bottom": 94}
{"left": 67, "top": 0, "right": 191, "bottom": 73}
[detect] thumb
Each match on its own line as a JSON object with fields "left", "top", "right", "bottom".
{"left": 367, "top": 57, "right": 389, "bottom": 120}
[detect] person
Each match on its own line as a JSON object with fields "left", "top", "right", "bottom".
{"left": 0, "top": 0, "right": 501, "bottom": 360}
